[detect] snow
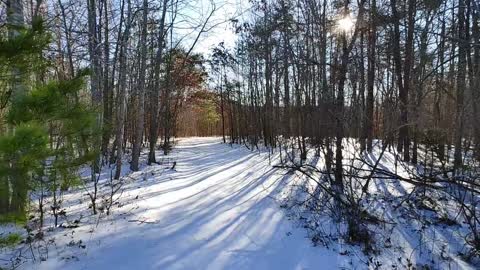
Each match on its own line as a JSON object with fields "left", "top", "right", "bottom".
{"left": 1, "top": 137, "right": 353, "bottom": 270}
{"left": 1, "top": 137, "right": 478, "bottom": 269}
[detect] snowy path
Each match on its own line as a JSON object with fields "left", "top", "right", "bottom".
{"left": 25, "top": 137, "right": 347, "bottom": 270}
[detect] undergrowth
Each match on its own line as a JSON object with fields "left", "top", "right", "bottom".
{"left": 0, "top": 233, "right": 22, "bottom": 248}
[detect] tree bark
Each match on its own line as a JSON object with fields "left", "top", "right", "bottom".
{"left": 131, "top": 0, "right": 149, "bottom": 171}
{"left": 114, "top": 0, "right": 132, "bottom": 179}
{"left": 4, "top": 0, "right": 25, "bottom": 215}
{"left": 365, "top": 0, "right": 376, "bottom": 152}
{"left": 454, "top": 0, "right": 467, "bottom": 172}
{"left": 148, "top": 0, "right": 169, "bottom": 164}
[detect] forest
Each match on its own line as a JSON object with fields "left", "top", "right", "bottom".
{"left": 1, "top": 0, "right": 480, "bottom": 269}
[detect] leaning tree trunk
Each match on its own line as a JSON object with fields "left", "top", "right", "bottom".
{"left": 334, "top": 1, "right": 365, "bottom": 198}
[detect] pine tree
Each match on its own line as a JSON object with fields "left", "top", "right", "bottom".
{"left": 0, "top": 17, "right": 98, "bottom": 223}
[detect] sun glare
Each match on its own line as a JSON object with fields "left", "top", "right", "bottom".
{"left": 336, "top": 14, "right": 354, "bottom": 33}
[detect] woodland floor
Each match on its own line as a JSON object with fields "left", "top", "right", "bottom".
{"left": 0, "top": 137, "right": 477, "bottom": 269}
{"left": 0, "top": 137, "right": 349, "bottom": 269}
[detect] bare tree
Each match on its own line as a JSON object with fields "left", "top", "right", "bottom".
{"left": 131, "top": 0, "right": 149, "bottom": 171}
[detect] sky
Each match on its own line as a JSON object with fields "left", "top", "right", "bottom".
{"left": 174, "top": 0, "right": 249, "bottom": 56}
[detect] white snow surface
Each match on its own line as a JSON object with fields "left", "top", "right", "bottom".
{"left": 1, "top": 137, "right": 477, "bottom": 270}
{"left": 3, "top": 137, "right": 350, "bottom": 270}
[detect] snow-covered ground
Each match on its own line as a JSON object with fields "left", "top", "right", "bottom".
{"left": 1, "top": 137, "right": 477, "bottom": 269}
{"left": 1, "top": 137, "right": 355, "bottom": 270}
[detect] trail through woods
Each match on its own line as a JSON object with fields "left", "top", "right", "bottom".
{"left": 18, "top": 138, "right": 347, "bottom": 270}
{"left": 2, "top": 137, "right": 477, "bottom": 269}
{"left": 2, "top": 0, "right": 480, "bottom": 268}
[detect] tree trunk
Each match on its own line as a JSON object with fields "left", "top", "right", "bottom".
{"left": 454, "top": 0, "right": 467, "bottom": 172}
{"left": 131, "top": 0, "right": 149, "bottom": 171}
{"left": 114, "top": 0, "right": 132, "bottom": 179}
{"left": 148, "top": 0, "right": 169, "bottom": 164}
{"left": 87, "top": 0, "right": 103, "bottom": 177}
{"left": 471, "top": 6, "right": 480, "bottom": 161}
{"left": 101, "top": 0, "right": 112, "bottom": 160}
{"left": 5, "top": 0, "right": 25, "bottom": 216}
{"left": 365, "top": 0, "right": 376, "bottom": 152}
